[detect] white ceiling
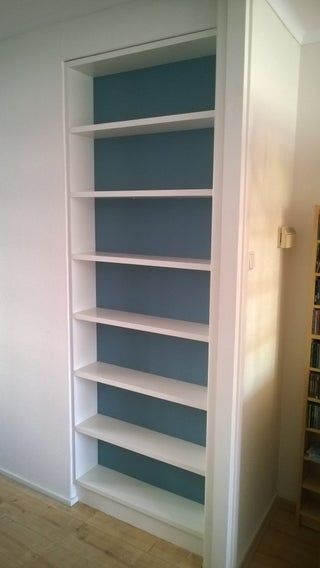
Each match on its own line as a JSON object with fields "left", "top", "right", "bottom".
{"left": 0, "top": 1, "right": 320, "bottom": 45}
{"left": 0, "top": 0, "right": 130, "bottom": 41}
{"left": 268, "top": 0, "right": 320, "bottom": 44}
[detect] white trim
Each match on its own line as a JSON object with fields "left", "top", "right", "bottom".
{"left": 61, "top": 58, "right": 77, "bottom": 516}
{"left": 204, "top": 1, "right": 251, "bottom": 567}
{"left": 0, "top": 467, "right": 78, "bottom": 507}
{"left": 238, "top": 493, "right": 277, "bottom": 567}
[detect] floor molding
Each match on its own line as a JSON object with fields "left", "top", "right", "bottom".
{"left": 0, "top": 466, "right": 78, "bottom": 507}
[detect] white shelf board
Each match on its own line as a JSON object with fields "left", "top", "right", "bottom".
{"left": 70, "top": 110, "right": 215, "bottom": 139}
{"left": 75, "top": 414, "right": 205, "bottom": 475}
{"left": 77, "top": 465, "right": 204, "bottom": 538}
{"left": 73, "top": 251, "right": 211, "bottom": 271}
{"left": 75, "top": 361, "right": 207, "bottom": 410}
{"left": 70, "top": 189, "right": 213, "bottom": 198}
{"left": 74, "top": 307, "right": 209, "bottom": 342}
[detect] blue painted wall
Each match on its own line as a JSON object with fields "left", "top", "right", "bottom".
{"left": 95, "top": 197, "right": 212, "bottom": 258}
{"left": 96, "top": 264, "right": 210, "bottom": 323}
{"left": 94, "top": 130, "right": 213, "bottom": 191}
{"left": 94, "top": 57, "right": 214, "bottom": 502}
{"left": 98, "top": 442, "right": 205, "bottom": 503}
{"left": 94, "top": 56, "right": 215, "bottom": 123}
{"left": 97, "top": 326, "right": 208, "bottom": 385}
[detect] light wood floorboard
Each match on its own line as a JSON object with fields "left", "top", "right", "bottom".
{"left": 0, "top": 475, "right": 202, "bottom": 568}
{"left": 1, "top": 475, "right": 320, "bottom": 567}
{"left": 245, "top": 501, "right": 320, "bottom": 568}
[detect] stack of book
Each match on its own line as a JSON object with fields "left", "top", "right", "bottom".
{"left": 307, "top": 402, "right": 320, "bottom": 429}
{"left": 315, "top": 278, "right": 320, "bottom": 305}
{"left": 312, "top": 309, "right": 320, "bottom": 335}
{"left": 316, "top": 244, "right": 320, "bottom": 273}
{"left": 310, "top": 340, "right": 320, "bottom": 368}
{"left": 308, "top": 371, "right": 320, "bottom": 398}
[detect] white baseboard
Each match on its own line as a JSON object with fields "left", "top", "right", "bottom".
{"left": 0, "top": 466, "right": 78, "bottom": 507}
{"left": 238, "top": 493, "right": 277, "bottom": 567}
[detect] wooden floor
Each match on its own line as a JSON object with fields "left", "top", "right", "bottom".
{"left": 245, "top": 501, "right": 320, "bottom": 568}
{"left": 1, "top": 475, "right": 320, "bottom": 568}
{"left": 0, "top": 474, "right": 202, "bottom": 568}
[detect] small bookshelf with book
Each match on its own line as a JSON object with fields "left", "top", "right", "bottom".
{"left": 298, "top": 206, "right": 320, "bottom": 529}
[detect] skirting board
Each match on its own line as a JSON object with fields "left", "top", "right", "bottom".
{"left": 0, "top": 466, "right": 78, "bottom": 507}
{"left": 78, "top": 485, "right": 203, "bottom": 555}
{"left": 238, "top": 493, "right": 278, "bottom": 567}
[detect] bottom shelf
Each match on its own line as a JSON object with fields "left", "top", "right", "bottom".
{"left": 77, "top": 465, "right": 204, "bottom": 553}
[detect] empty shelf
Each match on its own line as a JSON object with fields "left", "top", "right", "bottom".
{"left": 75, "top": 361, "right": 207, "bottom": 410}
{"left": 74, "top": 307, "right": 209, "bottom": 342}
{"left": 75, "top": 414, "right": 206, "bottom": 475}
{"left": 73, "top": 251, "right": 211, "bottom": 271}
{"left": 70, "top": 189, "right": 213, "bottom": 198}
{"left": 70, "top": 110, "right": 215, "bottom": 138}
{"left": 77, "top": 465, "right": 204, "bottom": 538}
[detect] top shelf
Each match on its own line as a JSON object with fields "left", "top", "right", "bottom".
{"left": 70, "top": 110, "right": 215, "bottom": 139}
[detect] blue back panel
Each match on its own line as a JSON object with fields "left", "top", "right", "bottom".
{"left": 95, "top": 198, "right": 212, "bottom": 258}
{"left": 97, "top": 326, "right": 208, "bottom": 385}
{"left": 98, "top": 385, "right": 206, "bottom": 445}
{"left": 94, "top": 57, "right": 213, "bottom": 502}
{"left": 98, "top": 442, "right": 205, "bottom": 503}
{"left": 94, "top": 130, "right": 213, "bottom": 190}
{"left": 96, "top": 264, "right": 210, "bottom": 323}
{"left": 94, "top": 56, "right": 215, "bottom": 123}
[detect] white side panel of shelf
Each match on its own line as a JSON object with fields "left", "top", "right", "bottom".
{"left": 74, "top": 307, "right": 209, "bottom": 342}
{"left": 66, "top": 66, "right": 97, "bottom": 478}
{"left": 75, "top": 361, "right": 207, "bottom": 410}
{"left": 77, "top": 465, "right": 204, "bottom": 554}
{"left": 76, "top": 414, "right": 205, "bottom": 475}
{"left": 73, "top": 251, "right": 211, "bottom": 271}
{"left": 71, "top": 110, "right": 215, "bottom": 139}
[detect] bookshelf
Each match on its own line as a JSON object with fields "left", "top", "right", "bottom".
{"left": 65, "top": 30, "right": 216, "bottom": 555}
{"left": 298, "top": 206, "right": 320, "bottom": 529}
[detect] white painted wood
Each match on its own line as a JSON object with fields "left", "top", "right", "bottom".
{"left": 73, "top": 251, "right": 211, "bottom": 271}
{"left": 75, "top": 362, "right": 207, "bottom": 410}
{"left": 74, "top": 307, "right": 209, "bottom": 342}
{"left": 71, "top": 110, "right": 215, "bottom": 139}
{"left": 204, "top": 1, "right": 249, "bottom": 567}
{"left": 76, "top": 414, "right": 206, "bottom": 475}
{"left": 68, "top": 29, "right": 216, "bottom": 78}
{"left": 77, "top": 465, "right": 204, "bottom": 539}
{"left": 78, "top": 485, "right": 202, "bottom": 554}
{"left": 70, "top": 189, "right": 213, "bottom": 198}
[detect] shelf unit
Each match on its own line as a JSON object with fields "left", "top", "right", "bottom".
{"left": 65, "top": 29, "right": 216, "bottom": 555}
{"left": 298, "top": 206, "right": 320, "bottom": 529}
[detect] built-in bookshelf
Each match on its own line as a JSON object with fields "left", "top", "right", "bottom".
{"left": 65, "top": 30, "right": 216, "bottom": 555}
{"left": 298, "top": 206, "right": 320, "bottom": 530}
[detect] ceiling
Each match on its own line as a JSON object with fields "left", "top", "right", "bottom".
{"left": 0, "top": 0, "right": 131, "bottom": 41}
{"left": 268, "top": 0, "right": 320, "bottom": 44}
{"left": 0, "top": 1, "right": 320, "bottom": 45}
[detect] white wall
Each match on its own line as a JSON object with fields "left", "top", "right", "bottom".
{"left": 0, "top": 0, "right": 215, "bottom": 503}
{"left": 278, "top": 41, "right": 320, "bottom": 501}
{"left": 237, "top": 0, "right": 300, "bottom": 561}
